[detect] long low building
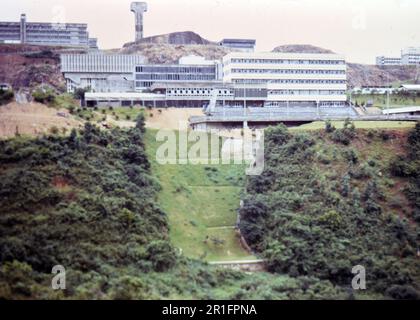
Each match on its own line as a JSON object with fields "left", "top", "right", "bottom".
{"left": 61, "top": 54, "right": 145, "bottom": 93}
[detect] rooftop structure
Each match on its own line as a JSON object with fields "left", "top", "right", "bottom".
{"left": 131, "top": 2, "right": 148, "bottom": 41}
{"left": 220, "top": 39, "right": 256, "bottom": 52}
{"left": 0, "top": 14, "right": 97, "bottom": 49}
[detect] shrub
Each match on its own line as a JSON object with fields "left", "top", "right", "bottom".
{"left": 145, "top": 241, "right": 177, "bottom": 272}
{"left": 0, "top": 89, "right": 14, "bottom": 105}
{"left": 325, "top": 120, "right": 336, "bottom": 133}
{"left": 32, "top": 88, "right": 56, "bottom": 104}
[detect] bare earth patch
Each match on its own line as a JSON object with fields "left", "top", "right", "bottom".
{"left": 0, "top": 102, "right": 82, "bottom": 138}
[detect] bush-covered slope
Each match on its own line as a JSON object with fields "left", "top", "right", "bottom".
{"left": 0, "top": 118, "right": 175, "bottom": 298}
{"left": 0, "top": 117, "right": 349, "bottom": 299}
{"left": 240, "top": 122, "right": 420, "bottom": 299}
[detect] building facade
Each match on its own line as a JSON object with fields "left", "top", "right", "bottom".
{"left": 61, "top": 54, "right": 145, "bottom": 93}
{"left": 222, "top": 51, "right": 347, "bottom": 107}
{"left": 0, "top": 14, "right": 97, "bottom": 49}
{"left": 375, "top": 56, "right": 401, "bottom": 66}
{"left": 134, "top": 55, "right": 221, "bottom": 90}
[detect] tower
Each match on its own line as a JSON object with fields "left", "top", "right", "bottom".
{"left": 131, "top": 2, "right": 147, "bottom": 42}
{"left": 20, "top": 14, "right": 27, "bottom": 44}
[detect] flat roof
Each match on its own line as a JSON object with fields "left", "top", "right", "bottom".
{"left": 85, "top": 92, "right": 165, "bottom": 101}
{"left": 400, "top": 84, "right": 420, "bottom": 91}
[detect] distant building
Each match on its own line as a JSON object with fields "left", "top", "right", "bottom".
{"left": 376, "top": 47, "right": 420, "bottom": 66}
{"left": 60, "top": 54, "right": 145, "bottom": 93}
{"left": 134, "top": 55, "right": 221, "bottom": 90}
{"left": 219, "top": 39, "right": 256, "bottom": 52}
{"left": 0, "top": 14, "right": 97, "bottom": 49}
{"left": 375, "top": 56, "right": 401, "bottom": 66}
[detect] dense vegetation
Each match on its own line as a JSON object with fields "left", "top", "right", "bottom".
{"left": 0, "top": 117, "right": 349, "bottom": 299}
{"left": 240, "top": 122, "right": 420, "bottom": 299}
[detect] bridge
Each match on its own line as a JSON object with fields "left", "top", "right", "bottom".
{"left": 189, "top": 106, "right": 420, "bottom": 129}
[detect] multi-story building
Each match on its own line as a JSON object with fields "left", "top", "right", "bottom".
{"left": 134, "top": 55, "right": 221, "bottom": 90}
{"left": 219, "top": 39, "right": 256, "bottom": 52}
{"left": 61, "top": 54, "right": 145, "bottom": 93}
{"left": 401, "top": 47, "right": 420, "bottom": 65}
{"left": 222, "top": 51, "right": 347, "bottom": 107}
{"left": 0, "top": 14, "right": 97, "bottom": 49}
{"left": 375, "top": 56, "right": 401, "bottom": 66}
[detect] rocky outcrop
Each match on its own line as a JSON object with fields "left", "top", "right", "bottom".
{"left": 119, "top": 43, "right": 230, "bottom": 64}
{"left": 0, "top": 44, "right": 85, "bottom": 91}
{"left": 272, "top": 44, "right": 335, "bottom": 54}
{"left": 124, "top": 31, "right": 216, "bottom": 47}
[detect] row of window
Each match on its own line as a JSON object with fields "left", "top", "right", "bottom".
{"left": 233, "top": 79, "right": 345, "bottom": 84}
{"left": 268, "top": 90, "right": 346, "bottom": 95}
{"left": 227, "top": 59, "right": 345, "bottom": 65}
{"left": 166, "top": 89, "right": 233, "bottom": 96}
{"left": 230, "top": 69, "right": 345, "bottom": 75}
{"left": 135, "top": 74, "right": 215, "bottom": 81}
{"left": 135, "top": 66, "right": 215, "bottom": 74}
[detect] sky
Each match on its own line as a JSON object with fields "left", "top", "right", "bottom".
{"left": 1, "top": 0, "right": 419, "bottom": 64}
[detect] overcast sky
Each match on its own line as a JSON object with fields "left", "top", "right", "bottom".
{"left": 1, "top": 0, "right": 419, "bottom": 64}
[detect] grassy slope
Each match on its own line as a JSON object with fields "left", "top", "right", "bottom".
{"left": 144, "top": 129, "right": 254, "bottom": 262}
{"left": 352, "top": 94, "right": 420, "bottom": 109}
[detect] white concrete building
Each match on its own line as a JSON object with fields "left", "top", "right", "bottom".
{"left": 222, "top": 51, "right": 347, "bottom": 107}
{"left": 61, "top": 54, "right": 145, "bottom": 93}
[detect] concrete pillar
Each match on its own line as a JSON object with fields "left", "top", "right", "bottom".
{"left": 131, "top": 2, "right": 148, "bottom": 41}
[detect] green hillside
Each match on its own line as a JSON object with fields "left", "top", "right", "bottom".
{"left": 240, "top": 121, "right": 420, "bottom": 299}
{"left": 0, "top": 117, "right": 348, "bottom": 299}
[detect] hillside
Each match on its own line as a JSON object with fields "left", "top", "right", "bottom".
{"left": 0, "top": 118, "right": 352, "bottom": 299}
{"left": 240, "top": 122, "right": 420, "bottom": 299}
{"left": 0, "top": 44, "right": 83, "bottom": 91}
